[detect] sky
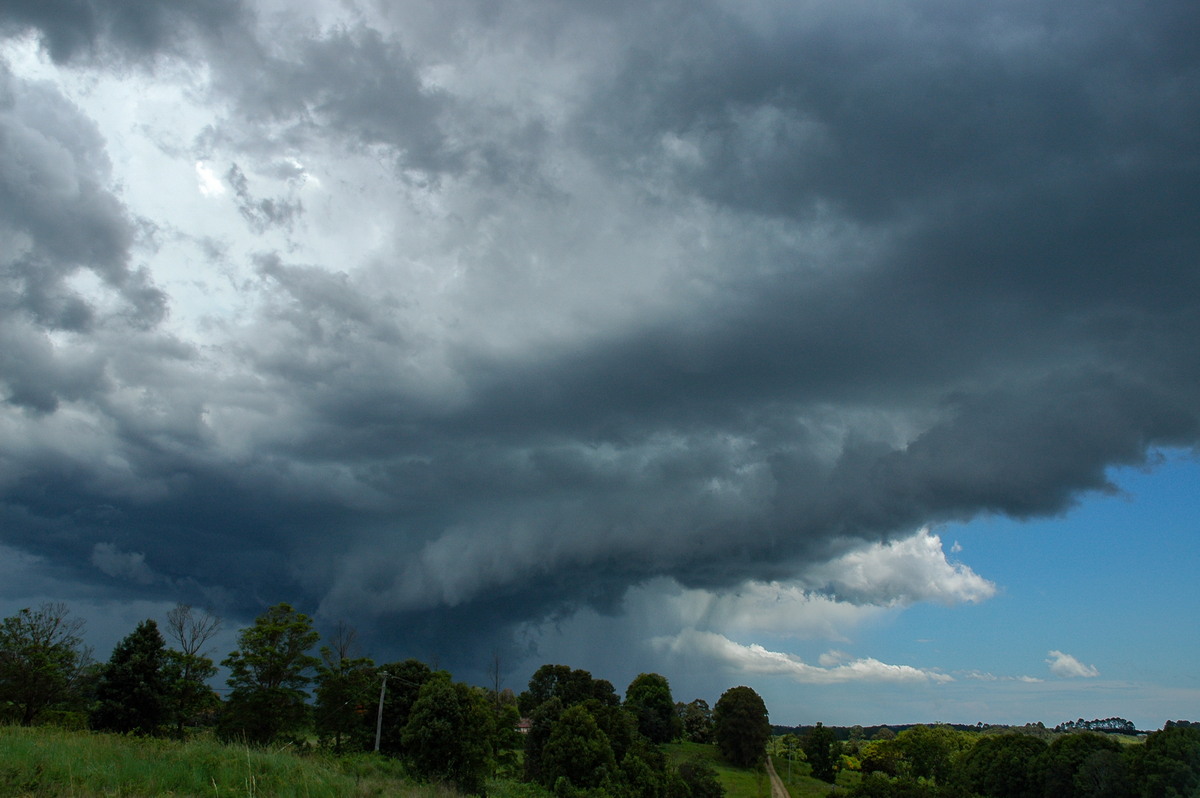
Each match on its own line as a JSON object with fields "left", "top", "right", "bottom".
{"left": 0, "top": 0, "right": 1198, "bottom": 732}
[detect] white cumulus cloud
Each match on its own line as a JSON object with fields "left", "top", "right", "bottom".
{"left": 653, "top": 629, "right": 953, "bottom": 685}
{"left": 1046, "top": 650, "right": 1100, "bottom": 678}
{"left": 802, "top": 527, "right": 996, "bottom": 607}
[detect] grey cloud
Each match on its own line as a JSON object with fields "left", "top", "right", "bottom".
{"left": 226, "top": 164, "right": 303, "bottom": 233}
{"left": 1, "top": 0, "right": 1199, "bottom": 677}
{"left": 0, "top": 0, "right": 247, "bottom": 64}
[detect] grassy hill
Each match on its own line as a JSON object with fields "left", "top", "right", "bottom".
{"left": 663, "top": 740, "right": 858, "bottom": 798}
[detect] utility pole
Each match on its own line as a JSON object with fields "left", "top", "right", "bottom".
{"left": 374, "top": 671, "right": 389, "bottom": 753}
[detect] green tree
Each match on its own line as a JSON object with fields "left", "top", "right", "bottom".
{"left": 89, "top": 619, "right": 167, "bottom": 735}
{"left": 0, "top": 603, "right": 91, "bottom": 726}
{"left": 162, "top": 604, "right": 220, "bottom": 737}
{"left": 625, "top": 673, "right": 678, "bottom": 743}
{"left": 540, "top": 704, "right": 617, "bottom": 791}
{"left": 524, "top": 696, "right": 564, "bottom": 784}
{"left": 678, "top": 698, "right": 714, "bottom": 743}
{"left": 893, "top": 725, "right": 967, "bottom": 783}
{"left": 678, "top": 759, "right": 724, "bottom": 798}
{"left": 712, "top": 686, "right": 770, "bottom": 767}
{"left": 519, "top": 663, "right": 617, "bottom": 715}
{"left": 1126, "top": 726, "right": 1200, "bottom": 798}
{"left": 314, "top": 623, "right": 376, "bottom": 753}
{"left": 1038, "top": 733, "right": 1124, "bottom": 798}
{"left": 374, "top": 657, "right": 435, "bottom": 756}
{"left": 958, "top": 733, "right": 1046, "bottom": 798}
{"left": 804, "top": 722, "right": 843, "bottom": 783}
{"left": 401, "top": 673, "right": 493, "bottom": 796}
{"left": 218, "top": 602, "right": 319, "bottom": 745}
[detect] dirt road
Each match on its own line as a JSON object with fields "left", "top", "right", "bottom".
{"left": 765, "top": 755, "right": 790, "bottom": 798}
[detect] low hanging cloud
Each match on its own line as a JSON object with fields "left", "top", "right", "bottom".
{"left": 0, "top": 0, "right": 1198, "bottom": 681}
{"left": 1046, "top": 650, "right": 1100, "bottom": 679}
{"left": 654, "top": 629, "right": 953, "bottom": 685}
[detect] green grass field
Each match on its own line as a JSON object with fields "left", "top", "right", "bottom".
{"left": 664, "top": 741, "right": 860, "bottom": 798}
{"left": 0, "top": 725, "right": 451, "bottom": 797}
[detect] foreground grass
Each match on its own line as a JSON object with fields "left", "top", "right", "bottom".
{"left": 0, "top": 725, "right": 454, "bottom": 797}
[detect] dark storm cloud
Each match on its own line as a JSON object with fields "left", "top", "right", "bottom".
{"left": 1, "top": 0, "right": 1199, "bottom": 670}
{"left": 0, "top": 62, "right": 166, "bottom": 412}
{"left": 0, "top": 0, "right": 246, "bottom": 63}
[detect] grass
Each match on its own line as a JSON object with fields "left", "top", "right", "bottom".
{"left": 0, "top": 725, "right": 455, "bottom": 797}
{"left": 665, "top": 741, "right": 862, "bottom": 798}
{"left": 664, "top": 741, "right": 772, "bottom": 798}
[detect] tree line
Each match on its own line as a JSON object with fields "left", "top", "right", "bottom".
{"left": 777, "top": 721, "right": 1200, "bottom": 798}
{"left": 1, "top": 601, "right": 775, "bottom": 797}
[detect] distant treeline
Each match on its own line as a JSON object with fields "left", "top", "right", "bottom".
{"left": 774, "top": 715, "right": 1182, "bottom": 740}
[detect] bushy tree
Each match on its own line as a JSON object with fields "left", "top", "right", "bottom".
{"left": 958, "top": 733, "right": 1047, "bottom": 798}
{"left": 90, "top": 619, "right": 167, "bottom": 735}
{"left": 218, "top": 602, "right": 319, "bottom": 744}
{"left": 892, "top": 725, "right": 969, "bottom": 783}
{"left": 540, "top": 704, "right": 617, "bottom": 791}
{"left": 0, "top": 603, "right": 91, "bottom": 726}
{"left": 712, "top": 686, "right": 770, "bottom": 767}
{"left": 1127, "top": 726, "right": 1200, "bottom": 798}
{"left": 678, "top": 699, "right": 714, "bottom": 743}
{"left": 374, "top": 658, "right": 435, "bottom": 756}
{"left": 519, "top": 663, "right": 617, "bottom": 715}
{"left": 401, "top": 674, "right": 493, "bottom": 796}
{"left": 1037, "top": 732, "right": 1125, "bottom": 798}
{"left": 678, "top": 758, "right": 724, "bottom": 798}
{"left": 625, "top": 673, "right": 678, "bottom": 743}
{"left": 525, "top": 696, "right": 565, "bottom": 784}
{"left": 804, "top": 722, "right": 843, "bottom": 783}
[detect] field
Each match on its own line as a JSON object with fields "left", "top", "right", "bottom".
{"left": 0, "top": 725, "right": 446, "bottom": 798}
{"left": 664, "top": 740, "right": 858, "bottom": 798}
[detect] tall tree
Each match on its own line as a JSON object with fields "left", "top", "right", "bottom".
{"left": 90, "top": 619, "right": 167, "bottom": 735}
{"left": 401, "top": 673, "right": 494, "bottom": 796}
{"left": 0, "top": 603, "right": 91, "bottom": 726}
{"left": 374, "top": 658, "right": 435, "bottom": 756}
{"left": 218, "top": 602, "right": 319, "bottom": 745}
{"left": 803, "top": 722, "right": 842, "bottom": 784}
{"left": 712, "top": 686, "right": 770, "bottom": 767}
{"left": 162, "top": 604, "right": 221, "bottom": 737}
{"left": 624, "top": 672, "right": 678, "bottom": 743}
{"left": 314, "top": 622, "right": 376, "bottom": 753}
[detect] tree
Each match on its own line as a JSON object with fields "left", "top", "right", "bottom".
{"left": 678, "top": 698, "right": 714, "bottom": 743}
{"left": 0, "top": 603, "right": 91, "bottom": 726}
{"left": 314, "top": 623, "right": 376, "bottom": 753}
{"left": 374, "top": 658, "right": 435, "bottom": 756}
{"left": 401, "top": 674, "right": 493, "bottom": 796}
{"left": 162, "top": 604, "right": 221, "bottom": 737}
{"left": 958, "top": 733, "right": 1047, "bottom": 798}
{"left": 218, "top": 602, "right": 319, "bottom": 744}
{"left": 519, "top": 663, "right": 615, "bottom": 715}
{"left": 712, "top": 686, "right": 770, "bottom": 767}
{"left": 804, "top": 722, "right": 843, "bottom": 783}
{"left": 1037, "top": 733, "right": 1124, "bottom": 798}
{"left": 540, "top": 704, "right": 617, "bottom": 791}
{"left": 892, "top": 725, "right": 967, "bottom": 783}
{"left": 1125, "top": 726, "right": 1200, "bottom": 798}
{"left": 678, "top": 758, "right": 725, "bottom": 798}
{"left": 90, "top": 619, "right": 168, "bottom": 735}
{"left": 625, "top": 672, "right": 678, "bottom": 744}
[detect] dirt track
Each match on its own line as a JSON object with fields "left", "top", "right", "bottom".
{"left": 765, "top": 755, "right": 790, "bottom": 798}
